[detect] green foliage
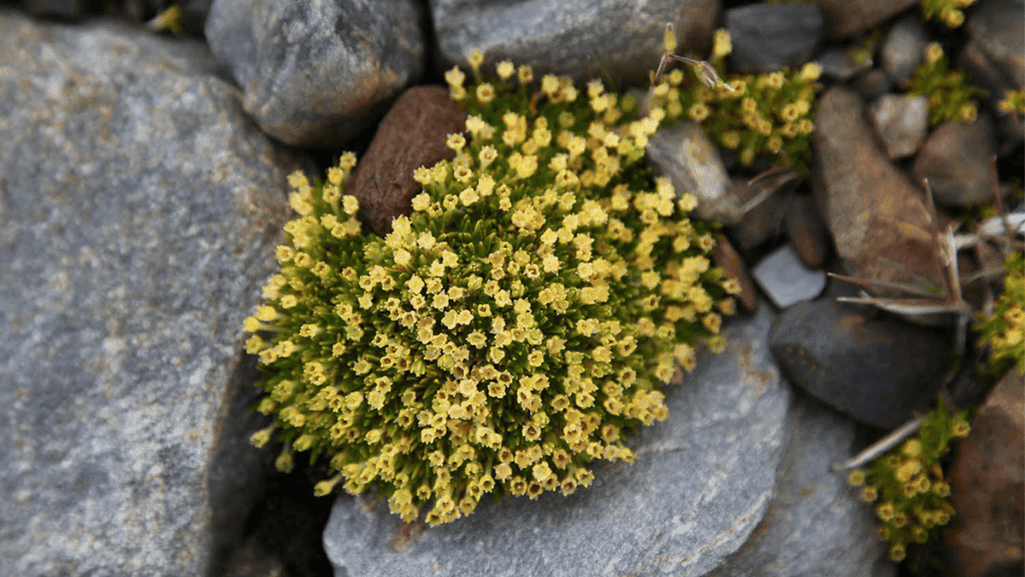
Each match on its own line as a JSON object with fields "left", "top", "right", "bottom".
{"left": 906, "top": 43, "right": 989, "bottom": 127}
{"left": 975, "top": 251, "right": 1025, "bottom": 374}
{"left": 243, "top": 55, "right": 740, "bottom": 526}
{"left": 920, "top": 0, "right": 975, "bottom": 28}
{"left": 847, "top": 401, "right": 971, "bottom": 565}
{"left": 648, "top": 29, "right": 821, "bottom": 170}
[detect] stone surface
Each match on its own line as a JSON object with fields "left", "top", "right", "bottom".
{"left": 206, "top": 0, "right": 425, "bottom": 147}
{"left": 869, "top": 94, "right": 929, "bottom": 159}
{"left": 961, "top": 0, "right": 1025, "bottom": 145}
{"left": 816, "top": 0, "right": 917, "bottom": 38}
{"left": 948, "top": 367, "right": 1025, "bottom": 577}
{"left": 647, "top": 122, "right": 741, "bottom": 225}
{"left": 913, "top": 116, "right": 997, "bottom": 207}
{"left": 785, "top": 194, "right": 830, "bottom": 268}
{"left": 879, "top": 16, "right": 927, "bottom": 85}
{"left": 708, "top": 396, "right": 895, "bottom": 577}
{"left": 814, "top": 87, "right": 949, "bottom": 299}
{"left": 324, "top": 304, "right": 790, "bottom": 577}
{"left": 725, "top": 2, "right": 825, "bottom": 73}
{"left": 0, "top": 11, "right": 305, "bottom": 576}
{"left": 816, "top": 47, "right": 872, "bottom": 82}
{"left": 430, "top": 0, "right": 717, "bottom": 85}
{"left": 347, "top": 85, "right": 467, "bottom": 237}
{"left": 768, "top": 298, "right": 952, "bottom": 429}
{"left": 751, "top": 244, "right": 827, "bottom": 309}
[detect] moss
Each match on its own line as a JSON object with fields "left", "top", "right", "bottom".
{"left": 975, "top": 251, "right": 1025, "bottom": 374}
{"left": 648, "top": 29, "right": 821, "bottom": 171}
{"left": 243, "top": 55, "right": 739, "bottom": 526}
{"left": 905, "top": 43, "right": 989, "bottom": 127}
{"left": 847, "top": 400, "right": 971, "bottom": 565}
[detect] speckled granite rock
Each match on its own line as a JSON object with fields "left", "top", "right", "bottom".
{"left": 206, "top": 0, "right": 425, "bottom": 147}
{"left": 0, "top": 10, "right": 305, "bottom": 576}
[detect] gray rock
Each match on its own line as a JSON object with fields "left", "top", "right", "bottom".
{"left": 751, "top": 244, "right": 827, "bottom": 309}
{"left": 324, "top": 304, "right": 790, "bottom": 577}
{"left": 768, "top": 298, "right": 952, "bottom": 429}
{"left": 913, "top": 115, "right": 997, "bottom": 207}
{"left": 879, "top": 17, "right": 927, "bottom": 85}
{"left": 962, "top": 0, "right": 1025, "bottom": 147}
{"left": 0, "top": 11, "right": 305, "bottom": 576}
{"left": 708, "top": 396, "right": 895, "bottom": 577}
{"left": 816, "top": 0, "right": 917, "bottom": 38}
{"left": 869, "top": 94, "right": 929, "bottom": 159}
{"left": 206, "top": 0, "right": 425, "bottom": 147}
{"left": 430, "top": 0, "right": 716, "bottom": 85}
{"left": 647, "top": 122, "right": 741, "bottom": 225}
{"left": 725, "top": 3, "right": 826, "bottom": 73}
{"left": 816, "top": 47, "right": 872, "bottom": 82}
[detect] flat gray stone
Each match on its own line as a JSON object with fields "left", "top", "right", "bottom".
{"left": 324, "top": 304, "right": 790, "bottom": 577}
{"left": 751, "top": 244, "right": 827, "bottom": 309}
{"left": 206, "top": 0, "right": 425, "bottom": 147}
{"left": 0, "top": 11, "right": 305, "bottom": 576}
{"left": 709, "top": 395, "right": 895, "bottom": 577}
{"left": 430, "top": 0, "right": 716, "bottom": 85}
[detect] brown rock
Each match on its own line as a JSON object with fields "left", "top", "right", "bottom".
{"left": 813, "top": 87, "right": 948, "bottom": 298}
{"left": 785, "top": 194, "right": 830, "bottom": 268}
{"left": 347, "top": 85, "right": 467, "bottom": 236}
{"left": 713, "top": 234, "right": 758, "bottom": 312}
{"left": 913, "top": 116, "right": 997, "bottom": 207}
{"left": 948, "top": 367, "right": 1025, "bottom": 577}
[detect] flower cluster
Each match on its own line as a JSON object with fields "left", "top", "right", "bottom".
{"left": 905, "top": 42, "right": 989, "bottom": 126}
{"left": 647, "top": 29, "right": 821, "bottom": 170}
{"left": 846, "top": 401, "right": 971, "bottom": 563}
{"left": 975, "top": 251, "right": 1025, "bottom": 374}
{"left": 243, "top": 56, "right": 739, "bottom": 526}
{"left": 920, "top": 0, "right": 975, "bottom": 28}
{"left": 998, "top": 88, "right": 1025, "bottom": 116}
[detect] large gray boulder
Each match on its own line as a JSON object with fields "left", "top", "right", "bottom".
{"left": 0, "top": 10, "right": 304, "bottom": 576}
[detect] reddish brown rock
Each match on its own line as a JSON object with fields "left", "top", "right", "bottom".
{"left": 347, "top": 85, "right": 467, "bottom": 236}
{"left": 785, "top": 194, "right": 830, "bottom": 268}
{"left": 813, "top": 87, "right": 948, "bottom": 298}
{"left": 947, "top": 367, "right": 1025, "bottom": 577}
{"left": 713, "top": 234, "right": 758, "bottom": 313}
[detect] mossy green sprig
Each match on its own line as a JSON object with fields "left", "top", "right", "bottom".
{"left": 906, "top": 42, "right": 989, "bottom": 126}
{"left": 846, "top": 401, "right": 971, "bottom": 564}
{"left": 243, "top": 54, "right": 740, "bottom": 527}
{"left": 975, "top": 251, "right": 1025, "bottom": 374}
{"left": 646, "top": 29, "right": 821, "bottom": 170}
{"left": 920, "top": 0, "right": 975, "bottom": 28}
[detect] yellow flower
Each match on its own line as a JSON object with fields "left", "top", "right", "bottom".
{"left": 496, "top": 60, "right": 515, "bottom": 79}
{"left": 688, "top": 102, "right": 710, "bottom": 122}
{"left": 517, "top": 65, "right": 533, "bottom": 84}
{"left": 711, "top": 28, "right": 732, "bottom": 60}
{"left": 445, "top": 66, "right": 466, "bottom": 88}
{"left": 925, "top": 42, "right": 944, "bottom": 65}
{"left": 799, "top": 62, "right": 822, "bottom": 82}
{"left": 476, "top": 83, "right": 496, "bottom": 104}
{"left": 468, "top": 48, "right": 484, "bottom": 72}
